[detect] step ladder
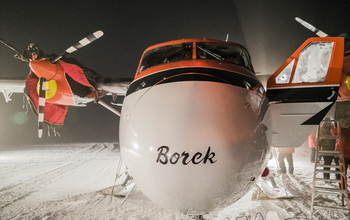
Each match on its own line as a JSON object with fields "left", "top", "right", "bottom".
{"left": 310, "top": 119, "right": 350, "bottom": 219}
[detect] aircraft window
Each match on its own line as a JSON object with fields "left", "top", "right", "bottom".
{"left": 276, "top": 59, "right": 295, "bottom": 84}
{"left": 196, "top": 42, "right": 254, "bottom": 71}
{"left": 292, "top": 42, "right": 334, "bottom": 83}
{"left": 138, "top": 43, "right": 192, "bottom": 73}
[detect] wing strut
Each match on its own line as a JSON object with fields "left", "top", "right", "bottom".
{"left": 98, "top": 100, "right": 121, "bottom": 116}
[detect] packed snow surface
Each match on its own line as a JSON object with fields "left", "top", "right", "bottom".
{"left": 0, "top": 143, "right": 348, "bottom": 220}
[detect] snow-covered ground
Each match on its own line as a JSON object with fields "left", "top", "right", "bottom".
{"left": 0, "top": 142, "right": 348, "bottom": 220}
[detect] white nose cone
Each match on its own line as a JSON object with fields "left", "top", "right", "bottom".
{"left": 120, "top": 80, "right": 269, "bottom": 213}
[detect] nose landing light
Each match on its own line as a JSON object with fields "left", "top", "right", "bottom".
{"left": 261, "top": 167, "right": 270, "bottom": 177}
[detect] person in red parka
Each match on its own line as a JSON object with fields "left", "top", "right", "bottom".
{"left": 278, "top": 147, "right": 295, "bottom": 174}
{"left": 309, "top": 130, "right": 317, "bottom": 163}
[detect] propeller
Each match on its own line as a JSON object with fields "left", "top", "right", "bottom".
{"left": 38, "top": 78, "right": 46, "bottom": 138}
{"left": 1, "top": 31, "right": 104, "bottom": 138}
{"left": 51, "top": 30, "right": 104, "bottom": 63}
{"left": 37, "top": 30, "right": 104, "bottom": 138}
{"left": 0, "top": 38, "right": 20, "bottom": 53}
{"left": 295, "top": 17, "right": 328, "bottom": 37}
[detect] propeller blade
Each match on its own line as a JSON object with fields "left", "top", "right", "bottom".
{"left": 295, "top": 17, "right": 328, "bottom": 37}
{"left": 38, "top": 78, "right": 46, "bottom": 138}
{"left": 0, "top": 38, "right": 20, "bottom": 53}
{"left": 52, "top": 30, "right": 104, "bottom": 63}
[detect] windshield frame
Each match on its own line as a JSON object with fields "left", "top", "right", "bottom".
{"left": 138, "top": 43, "right": 193, "bottom": 74}
{"left": 137, "top": 39, "right": 254, "bottom": 74}
{"left": 196, "top": 42, "right": 254, "bottom": 71}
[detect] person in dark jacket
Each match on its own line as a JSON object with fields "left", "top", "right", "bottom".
{"left": 319, "top": 118, "right": 337, "bottom": 179}
{"left": 331, "top": 126, "right": 350, "bottom": 187}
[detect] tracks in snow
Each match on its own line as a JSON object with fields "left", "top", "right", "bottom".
{"left": 0, "top": 144, "right": 115, "bottom": 210}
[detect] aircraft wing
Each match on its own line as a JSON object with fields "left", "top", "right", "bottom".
{"left": 95, "top": 78, "right": 133, "bottom": 96}
{"left": 0, "top": 78, "right": 26, "bottom": 102}
{"left": 0, "top": 77, "right": 133, "bottom": 103}
{"left": 264, "top": 37, "right": 345, "bottom": 148}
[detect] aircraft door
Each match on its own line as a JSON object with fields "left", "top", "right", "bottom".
{"left": 264, "top": 37, "right": 344, "bottom": 148}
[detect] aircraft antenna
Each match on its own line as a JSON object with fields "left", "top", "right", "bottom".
{"left": 295, "top": 17, "right": 328, "bottom": 37}
{"left": 225, "top": 34, "right": 229, "bottom": 42}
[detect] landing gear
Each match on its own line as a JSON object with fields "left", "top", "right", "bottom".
{"left": 180, "top": 214, "right": 208, "bottom": 220}
{"left": 110, "top": 157, "right": 136, "bottom": 204}
{"left": 188, "top": 215, "right": 206, "bottom": 220}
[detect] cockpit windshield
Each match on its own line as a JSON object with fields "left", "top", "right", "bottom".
{"left": 138, "top": 41, "right": 254, "bottom": 74}
{"left": 196, "top": 42, "right": 254, "bottom": 71}
{"left": 138, "top": 43, "right": 192, "bottom": 73}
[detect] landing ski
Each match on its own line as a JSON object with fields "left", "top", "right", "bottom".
{"left": 256, "top": 176, "right": 294, "bottom": 199}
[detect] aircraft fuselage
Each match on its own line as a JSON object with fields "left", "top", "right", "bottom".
{"left": 119, "top": 39, "right": 270, "bottom": 214}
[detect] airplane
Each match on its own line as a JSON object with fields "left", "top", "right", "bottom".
{"left": 0, "top": 17, "right": 349, "bottom": 219}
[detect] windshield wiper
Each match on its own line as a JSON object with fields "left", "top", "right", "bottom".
{"left": 163, "top": 48, "right": 185, "bottom": 63}
{"left": 197, "top": 46, "right": 222, "bottom": 61}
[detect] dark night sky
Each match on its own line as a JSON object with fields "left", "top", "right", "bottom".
{"left": 1, "top": 0, "right": 349, "bottom": 145}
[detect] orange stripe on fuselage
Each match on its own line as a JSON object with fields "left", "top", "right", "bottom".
{"left": 134, "top": 60, "right": 254, "bottom": 82}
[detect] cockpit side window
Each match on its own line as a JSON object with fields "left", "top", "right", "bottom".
{"left": 138, "top": 43, "right": 192, "bottom": 73}
{"left": 196, "top": 42, "right": 254, "bottom": 72}
{"left": 292, "top": 42, "right": 334, "bottom": 83}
